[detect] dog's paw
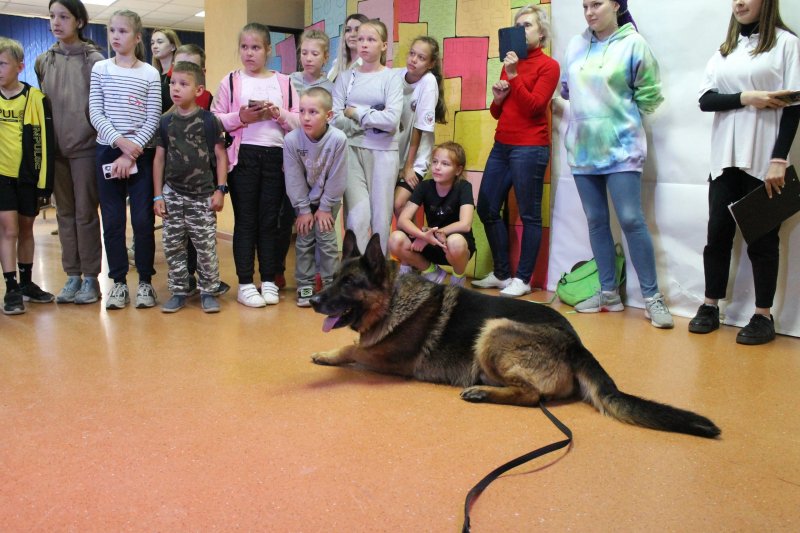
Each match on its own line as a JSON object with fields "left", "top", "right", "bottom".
{"left": 311, "top": 351, "right": 339, "bottom": 366}
{"left": 461, "top": 387, "right": 489, "bottom": 403}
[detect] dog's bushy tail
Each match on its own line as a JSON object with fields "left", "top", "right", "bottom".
{"left": 573, "top": 347, "right": 721, "bottom": 439}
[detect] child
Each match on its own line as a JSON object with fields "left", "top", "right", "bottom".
{"left": 283, "top": 87, "right": 347, "bottom": 306}
{"left": 0, "top": 37, "right": 54, "bottom": 315}
{"left": 153, "top": 61, "right": 228, "bottom": 314}
{"left": 89, "top": 10, "right": 161, "bottom": 310}
{"left": 211, "top": 23, "right": 300, "bottom": 308}
{"left": 151, "top": 28, "right": 181, "bottom": 114}
{"left": 35, "top": 0, "right": 104, "bottom": 305}
{"left": 388, "top": 142, "right": 475, "bottom": 287}
{"left": 332, "top": 19, "right": 403, "bottom": 255}
{"left": 174, "top": 44, "right": 213, "bottom": 110}
{"left": 393, "top": 36, "right": 447, "bottom": 221}
{"left": 171, "top": 44, "right": 230, "bottom": 297}
{"left": 290, "top": 30, "right": 334, "bottom": 96}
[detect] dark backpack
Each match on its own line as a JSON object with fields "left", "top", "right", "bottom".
{"left": 159, "top": 110, "right": 220, "bottom": 172}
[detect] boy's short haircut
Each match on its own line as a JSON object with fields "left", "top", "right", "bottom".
{"left": 175, "top": 43, "right": 206, "bottom": 68}
{"left": 0, "top": 37, "right": 25, "bottom": 64}
{"left": 172, "top": 61, "right": 205, "bottom": 87}
{"left": 302, "top": 87, "right": 333, "bottom": 112}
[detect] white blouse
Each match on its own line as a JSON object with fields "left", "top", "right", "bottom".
{"left": 700, "top": 28, "right": 800, "bottom": 181}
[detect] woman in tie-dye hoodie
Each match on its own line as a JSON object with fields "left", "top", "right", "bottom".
{"left": 561, "top": 0, "right": 673, "bottom": 329}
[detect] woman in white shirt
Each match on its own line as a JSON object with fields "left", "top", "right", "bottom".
{"left": 689, "top": 0, "right": 799, "bottom": 345}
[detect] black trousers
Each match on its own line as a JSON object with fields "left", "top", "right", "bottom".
{"left": 703, "top": 167, "right": 780, "bottom": 308}
{"left": 229, "top": 145, "right": 294, "bottom": 285}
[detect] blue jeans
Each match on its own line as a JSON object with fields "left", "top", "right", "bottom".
{"left": 573, "top": 172, "right": 658, "bottom": 297}
{"left": 477, "top": 142, "right": 549, "bottom": 282}
{"left": 96, "top": 145, "right": 155, "bottom": 283}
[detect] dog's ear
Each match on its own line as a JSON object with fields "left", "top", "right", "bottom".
{"left": 342, "top": 230, "right": 361, "bottom": 260}
{"left": 363, "top": 233, "right": 386, "bottom": 282}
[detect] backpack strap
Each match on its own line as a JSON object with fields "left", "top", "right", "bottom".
{"left": 228, "top": 72, "right": 234, "bottom": 105}
{"left": 202, "top": 110, "right": 218, "bottom": 171}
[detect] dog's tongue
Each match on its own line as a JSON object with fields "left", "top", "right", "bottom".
{"left": 322, "top": 316, "right": 340, "bottom": 333}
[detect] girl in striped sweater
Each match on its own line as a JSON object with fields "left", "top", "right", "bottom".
{"left": 89, "top": 9, "right": 161, "bottom": 310}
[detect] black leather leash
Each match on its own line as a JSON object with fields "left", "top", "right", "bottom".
{"left": 462, "top": 400, "right": 573, "bottom": 533}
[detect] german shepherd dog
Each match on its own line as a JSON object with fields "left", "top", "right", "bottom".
{"left": 310, "top": 231, "right": 720, "bottom": 439}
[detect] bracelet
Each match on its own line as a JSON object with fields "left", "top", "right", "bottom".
{"left": 153, "top": 195, "right": 163, "bottom": 202}
{"left": 770, "top": 158, "right": 789, "bottom": 165}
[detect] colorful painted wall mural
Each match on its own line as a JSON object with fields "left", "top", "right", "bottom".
{"left": 298, "top": 0, "right": 553, "bottom": 286}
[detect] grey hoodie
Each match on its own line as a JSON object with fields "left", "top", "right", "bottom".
{"left": 35, "top": 41, "right": 105, "bottom": 158}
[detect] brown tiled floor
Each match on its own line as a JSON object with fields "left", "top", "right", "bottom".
{"left": 1, "top": 217, "right": 798, "bottom": 531}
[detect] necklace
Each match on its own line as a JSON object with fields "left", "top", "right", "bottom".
{"left": 113, "top": 56, "right": 138, "bottom": 68}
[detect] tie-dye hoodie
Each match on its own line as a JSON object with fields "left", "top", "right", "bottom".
{"left": 561, "top": 23, "right": 663, "bottom": 174}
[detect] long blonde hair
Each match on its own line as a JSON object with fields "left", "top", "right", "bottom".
{"left": 329, "top": 13, "right": 368, "bottom": 80}
{"left": 151, "top": 28, "right": 181, "bottom": 73}
{"left": 359, "top": 19, "right": 389, "bottom": 66}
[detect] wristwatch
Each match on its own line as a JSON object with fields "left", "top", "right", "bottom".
{"left": 216, "top": 184, "right": 229, "bottom": 194}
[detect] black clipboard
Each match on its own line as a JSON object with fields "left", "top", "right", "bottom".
{"left": 728, "top": 165, "right": 800, "bottom": 244}
{"left": 498, "top": 26, "right": 528, "bottom": 62}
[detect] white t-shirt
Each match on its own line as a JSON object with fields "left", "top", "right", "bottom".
{"left": 700, "top": 28, "right": 800, "bottom": 181}
{"left": 240, "top": 73, "right": 285, "bottom": 147}
{"left": 395, "top": 68, "right": 438, "bottom": 178}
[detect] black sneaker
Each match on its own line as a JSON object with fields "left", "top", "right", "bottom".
{"left": 212, "top": 280, "right": 231, "bottom": 297}
{"left": 688, "top": 304, "right": 720, "bottom": 334}
{"left": 3, "top": 289, "right": 25, "bottom": 315}
{"left": 736, "top": 314, "right": 775, "bottom": 345}
{"left": 20, "top": 282, "right": 55, "bottom": 303}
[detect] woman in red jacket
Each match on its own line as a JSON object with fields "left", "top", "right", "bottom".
{"left": 472, "top": 4, "right": 559, "bottom": 298}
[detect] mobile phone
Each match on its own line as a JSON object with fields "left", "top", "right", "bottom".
{"left": 102, "top": 162, "right": 138, "bottom": 179}
{"left": 776, "top": 91, "right": 800, "bottom": 104}
{"left": 248, "top": 99, "right": 264, "bottom": 108}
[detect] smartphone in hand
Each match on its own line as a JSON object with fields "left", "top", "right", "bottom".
{"left": 776, "top": 91, "right": 800, "bottom": 104}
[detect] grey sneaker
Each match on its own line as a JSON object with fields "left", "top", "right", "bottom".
{"left": 161, "top": 294, "right": 187, "bottom": 313}
{"left": 296, "top": 286, "right": 314, "bottom": 307}
{"left": 105, "top": 282, "right": 129, "bottom": 310}
{"left": 644, "top": 292, "right": 674, "bottom": 329}
{"left": 135, "top": 282, "right": 157, "bottom": 308}
{"left": 471, "top": 272, "right": 511, "bottom": 289}
{"left": 422, "top": 265, "right": 447, "bottom": 284}
{"left": 56, "top": 276, "right": 82, "bottom": 303}
{"left": 201, "top": 294, "right": 220, "bottom": 313}
{"left": 575, "top": 290, "right": 624, "bottom": 313}
{"left": 74, "top": 277, "right": 100, "bottom": 304}
{"left": 450, "top": 275, "right": 467, "bottom": 287}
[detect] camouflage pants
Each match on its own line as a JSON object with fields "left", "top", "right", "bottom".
{"left": 162, "top": 185, "right": 220, "bottom": 295}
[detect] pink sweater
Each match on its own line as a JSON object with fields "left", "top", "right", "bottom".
{"left": 211, "top": 70, "right": 300, "bottom": 171}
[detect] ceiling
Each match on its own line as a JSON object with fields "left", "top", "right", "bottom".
{"left": 1, "top": 0, "right": 206, "bottom": 32}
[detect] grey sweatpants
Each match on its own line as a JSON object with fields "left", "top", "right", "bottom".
{"left": 343, "top": 145, "right": 399, "bottom": 255}
{"left": 294, "top": 203, "right": 341, "bottom": 289}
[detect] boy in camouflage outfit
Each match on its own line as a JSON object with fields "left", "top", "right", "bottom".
{"left": 153, "top": 62, "right": 228, "bottom": 313}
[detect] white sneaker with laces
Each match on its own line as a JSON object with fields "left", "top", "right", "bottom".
{"left": 499, "top": 278, "right": 531, "bottom": 298}
{"left": 471, "top": 272, "right": 512, "bottom": 289}
{"left": 261, "top": 281, "right": 280, "bottom": 305}
{"left": 237, "top": 283, "right": 266, "bottom": 308}
{"left": 135, "top": 282, "right": 157, "bottom": 308}
{"left": 644, "top": 292, "right": 674, "bottom": 329}
{"left": 575, "top": 290, "right": 624, "bottom": 313}
{"left": 105, "top": 282, "right": 129, "bottom": 310}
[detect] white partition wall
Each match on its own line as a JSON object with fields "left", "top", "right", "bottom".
{"left": 548, "top": 0, "right": 800, "bottom": 337}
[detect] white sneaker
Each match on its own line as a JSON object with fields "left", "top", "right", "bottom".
{"left": 471, "top": 272, "right": 512, "bottom": 289}
{"left": 135, "top": 282, "right": 157, "bottom": 308}
{"left": 296, "top": 286, "right": 314, "bottom": 307}
{"left": 261, "top": 281, "right": 280, "bottom": 305}
{"left": 237, "top": 283, "right": 266, "bottom": 308}
{"left": 499, "top": 278, "right": 531, "bottom": 298}
{"left": 644, "top": 292, "right": 674, "bottom": 329}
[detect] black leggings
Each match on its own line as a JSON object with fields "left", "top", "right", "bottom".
{"left": 229, "top": 145, "right": 294, "bottom": 285}
{"left": 703, "top": 167, "right": 780, "bottom": 308}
